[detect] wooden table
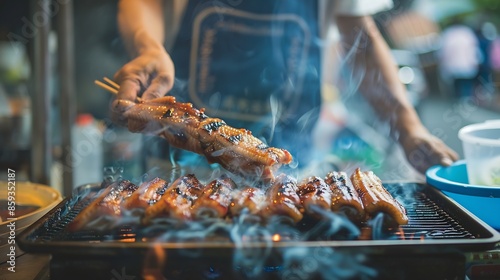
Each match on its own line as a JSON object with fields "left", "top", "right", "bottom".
{"left": 0, "top": 253, "right": 50, "bottom": 280}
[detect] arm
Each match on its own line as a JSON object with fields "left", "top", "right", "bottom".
{"left": 114, "top": 0, "right": 175, "bottom": 101}
{"left": 336, "top": 15, "right": 458, "bottom": 173}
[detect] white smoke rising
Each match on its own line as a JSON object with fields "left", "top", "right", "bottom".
{"left": 268, "top": 94, "right": 282, "bottom": 143}
{"left": 231, "top": 210, "right": 274, "bottom": 278}
{"left": 337, "top": 30, "right": 366, "bottom": 99}
{"left": 304, "top": 205, "right": 360, "bottom": 240}
{"left": 297, "top": 107, "right": 321, "bottom": 133}
{"left": 281, "top": 246, "right": 377, "bottom": 280}
{"left": 368, "top": 212, "right": 387, "bottom": 240}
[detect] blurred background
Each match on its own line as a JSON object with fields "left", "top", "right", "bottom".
{"left": 0, "top": 0, "right": 499, "bottom": 196}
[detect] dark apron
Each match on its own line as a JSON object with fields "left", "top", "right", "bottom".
{"left": 166, "top": 0, "right": 322, "bottom": 167}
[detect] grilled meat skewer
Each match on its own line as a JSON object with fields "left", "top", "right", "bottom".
{"left": 350, "top": 168, "right": 408, "bottom": 225}
{"left": 324, "top": 171, "right": 365, "bottom": 222}
{"left": 112, "top": 97, "right": 292, "bottom": 181}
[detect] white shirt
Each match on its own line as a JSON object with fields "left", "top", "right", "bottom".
{"left": 439, "top": 24, "right": 480, "bottom": 79}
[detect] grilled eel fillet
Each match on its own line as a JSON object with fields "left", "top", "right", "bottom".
{"left": 350, "top": 168, "right": 408, "bottom": 225}
{"left": 192, "top": 176, "right": 236, "bottom": 218}
{"left": 67, "top": 180, "right": 138, "bottom": 231}
{"left": 122, "top": 177, "right": 169, "bottom": 210}
{"left": 324, "top": 171, "right": 365, "bottom": 222}
{"left": 143, "top": 174, "right": 204, "bottom": 223}
{"left": 297, "top": 176, "right": 332, "bottom": 215}
{"left": 67, "top": 170, "right": 408, "bottom": 231}
{"left": 261, "top": 174, "right": 303, "bottom": 223}
{"left": 229, "top": 186, "right": 267, "bottom": 217}
{"left": 112, "top": 97, "right": 293, "bottom": 181}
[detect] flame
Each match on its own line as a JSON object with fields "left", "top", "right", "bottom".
{"left": 272, "top": 234, "right": 281, "bottom": 242}
{"left": 397, "top": 227, "right": 405, "bottom": 240}
{"left": 143, "top": 243, "right": 167, "bottom": 280}
{"left": 118, "top": 233, "right": 137, "bottom": 243}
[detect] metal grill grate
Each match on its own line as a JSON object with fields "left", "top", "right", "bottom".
{"left": 397, "top": 192, "right": 474, "bottom": 239}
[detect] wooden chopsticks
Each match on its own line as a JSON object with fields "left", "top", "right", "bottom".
{"left": 94, "top": 77, "right": 144, "bottom": 103}
{"left": 94, "top": 77, "right": 119, "bottom": 95}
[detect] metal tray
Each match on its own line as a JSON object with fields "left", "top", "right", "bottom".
{"left": 18, "top": 182, "right": 500, "bottom": 257}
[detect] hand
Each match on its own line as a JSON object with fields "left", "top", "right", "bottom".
{"left": 114, "top": 47, "right": 175, "bottom": 101}
{"left": 399, "top": 129, "right": 459, "bottom": 174}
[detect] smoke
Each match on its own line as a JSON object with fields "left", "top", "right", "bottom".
{"left": 230, "top": 210, "right": 274, "bottom": 278}
{"left": 280, "top": 246, "right": 377, "bottom": 280}
{"left": 268, "top": 94, "right": 282, "bottom": 143}
{"left": 337, "top": 31, "right": 366, "bottom": 100}
{"left": 297, "top": 107, "right": 321, "bottom": 134}
{"left": 228, "top": 206, "right": 376, "bottom": 280}
{"left": 304, "top": 205, "right": 360, "bottom": 241}
{"left": 368, "top": 212, "right": 389, "bottom": 240}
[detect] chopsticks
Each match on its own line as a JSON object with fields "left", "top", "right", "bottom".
{"left": 94, "top": 77, "right": 119, "bottom": 95}
{"left": 94, "top": 77, "right": 146, "bottom": 103}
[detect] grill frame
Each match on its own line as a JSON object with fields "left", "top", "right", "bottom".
{"left": 17, "top": 182, "right": 500, "bottom": 257}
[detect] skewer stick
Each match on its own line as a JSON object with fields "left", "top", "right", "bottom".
{"left": 103, "top": 77, "right": 120, "bottom": 90}
{"left": 95, "top": 78, "right": 142, "bottom": 103}
{"left": 94, "top": 80, "right": 118, "bottom": 95}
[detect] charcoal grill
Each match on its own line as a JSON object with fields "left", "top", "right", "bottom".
{"left": 18, "top": 182, "right": 500, "bottom": 280}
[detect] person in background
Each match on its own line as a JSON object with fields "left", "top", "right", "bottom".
{"left": 491, "top": 36, "right": 500, "bottom": 94}
{"left": 112, "top": 0, "right": 458, "bottom": 176}
{"left": 438, "top": 19, "right": 480, "bottom": 100}
{"left": 474, "top": 22, "right": 497, "bottom": 99}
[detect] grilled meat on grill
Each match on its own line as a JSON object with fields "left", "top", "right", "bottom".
{"left": 324, "top": 171, "right": 365, "bottom": 222}
{"left": 350, "top": 168, "right": 408, "bottom": 225}
{"left": 67, "top": 170, "right": 407, "bottom": 231}
{"left": 112, "top": 97, "right": 292, "bottom": 181}
{"left": 122, "top": 177, "right": 169, "bottom": 210}
{"left": 229, "top": 186, "right": 267, "bottom": 217}
{"left": 143, "top": 174, "right": 204, "bottom": 223}
{"left": 67, "top": 180, "right": 138, "bottom": 231}
{"left": 261, "top": 174, "right": 303, "bottom": 223}
{"left": 192, "top": 176, "right": 236, "bottom": 218}
{"left": 297, "top": 176, "right": 332, "bottom": 214}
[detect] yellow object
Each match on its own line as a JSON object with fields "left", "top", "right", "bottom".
{"left": 0, "top": 181, "right": 62, "bottom": 263}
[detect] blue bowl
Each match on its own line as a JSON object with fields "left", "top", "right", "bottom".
{"left": 426, "top": 160, "right": 500, "bottom": 230}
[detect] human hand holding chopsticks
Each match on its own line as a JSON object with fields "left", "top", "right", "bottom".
{"left": 113, "top": 47, "right": 175, "bottom": 101}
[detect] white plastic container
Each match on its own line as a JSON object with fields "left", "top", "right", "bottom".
{"left": 458, "top": 120, "right": 500, "bottom": 186}
{"left": 71, "top": 114, "right": 103, "bottom": 188}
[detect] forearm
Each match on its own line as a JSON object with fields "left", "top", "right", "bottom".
{"left": 336, "top": 16, "right": 426, "bottom": 139}
{"left": 114, "top": 0, "right": 175, "bottom": 101}
{"left": 117, "top": 0, "right": 165, "bottom": 57}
